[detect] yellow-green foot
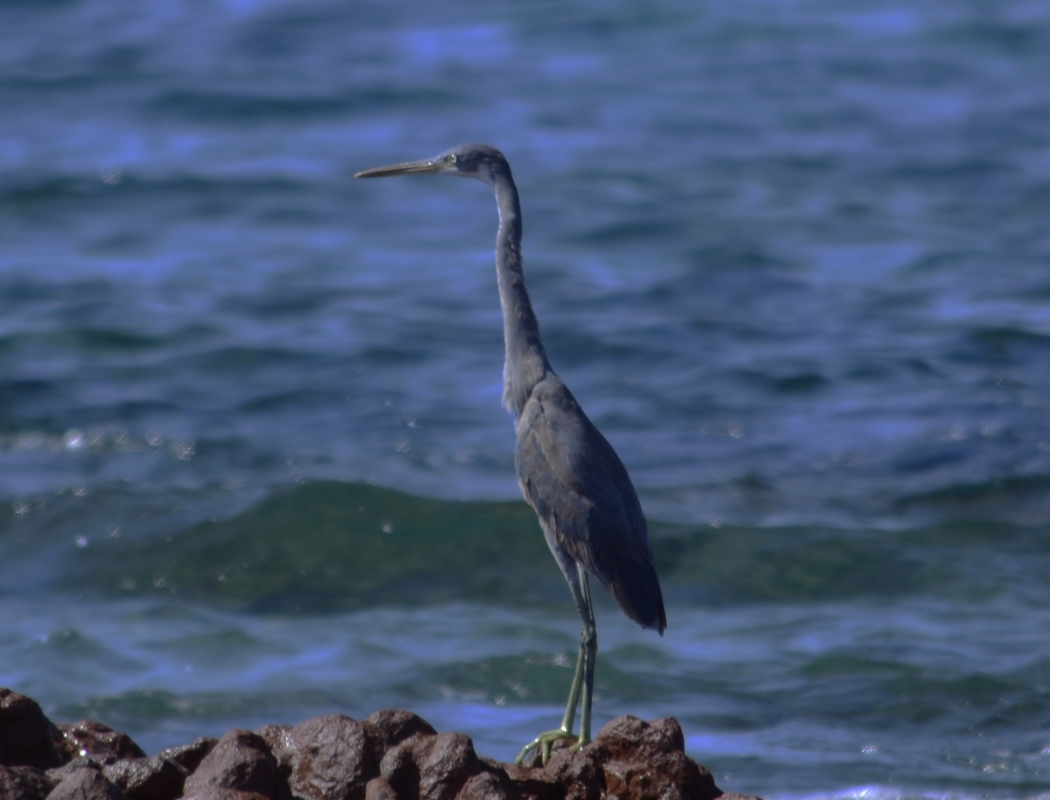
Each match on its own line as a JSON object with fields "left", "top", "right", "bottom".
{"left": 516, "top": 728, "right": 589, "bottom": 766}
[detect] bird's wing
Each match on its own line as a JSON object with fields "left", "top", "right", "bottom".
{"left": 514, "top": 376, "right": 654, "bottom": 588}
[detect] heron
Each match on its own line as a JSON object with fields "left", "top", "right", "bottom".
{"left": 355, "top": 143, "right": 666, "bottom": 766}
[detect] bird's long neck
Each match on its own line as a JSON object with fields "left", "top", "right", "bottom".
{"left": 492, "top": 167, "right": 550, "bottom": 419}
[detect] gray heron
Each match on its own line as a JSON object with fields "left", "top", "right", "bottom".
{"left": 355, "top": 143, "right": 666, "bottom": 765}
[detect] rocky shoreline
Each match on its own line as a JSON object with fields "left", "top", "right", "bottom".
{"left": 1, "top": 688, "right": 758, "bottom": 800}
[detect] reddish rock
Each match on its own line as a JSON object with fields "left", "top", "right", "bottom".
{"left": 376, "top": 742, "right": 415, "bottom": 797}
{"left": 0, "top": 690, "right": 62, "bottom": 770}
{"left": 454, "top": 769, "right": 520, "bottom": 800}
{"left": 268, "top": 715, "right": 370, "bottom": 800}
{"left": 361, "top": 711, "right": 436, "bottom": 764}
{"left": 0, "top": 688, "right": 755, "bottom": 800}
{"left": 412, "top": 732, "right": 478, "bottom": 800}
{"left": 592, "top": 716, "right": 719, "bottom": 800}
{"left": 504, "top": 716, "right": 725, "bottom": 800}
{"left": 249, "top": 730, "right": 289, "bottom": 767}
{"left": 379, "top": 732, "right": 479, "bottom": 800}
{"left": 0, "top": 766, "right": 55, "bottom": 800}
{"left": 181, "top": 731, "right": 280, "bottom": 800}
{"left": 46, "top": 767, "right": 124, "bottom": 800}
{"left": 540, "top": 745, "right": 604, "bottom": 800}
{"left": 56, "top": 722, "right": 147, "bottom": 764}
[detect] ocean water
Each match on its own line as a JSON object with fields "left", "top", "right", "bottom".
{"left": 3, "top": 0, "right": 1050, "bottom": 797}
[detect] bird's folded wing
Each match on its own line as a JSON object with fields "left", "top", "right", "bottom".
{"left": 515, "top": 377, "right": 655, "bottom": 587}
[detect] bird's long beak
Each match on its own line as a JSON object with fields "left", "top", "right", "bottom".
{"left": 354, "top": 158, "right": 441, "bottom": 179}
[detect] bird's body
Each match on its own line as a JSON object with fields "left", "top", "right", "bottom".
{"left": 355, "top": 143, "right": 665, "bottom": 765}
{"left": 516, "top": 373, "right": 665, "bottom": 631}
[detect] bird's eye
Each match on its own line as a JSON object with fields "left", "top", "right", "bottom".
{"left": 447, "top": 154, "right": 457, "bottom": 165}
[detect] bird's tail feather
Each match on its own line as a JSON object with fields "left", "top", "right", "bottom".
{"left": 608, "top": 558, "right": 666, "bottom": 634}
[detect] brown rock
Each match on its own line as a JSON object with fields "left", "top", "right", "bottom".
{"left": 181, "top": 731, "right": 279, "bottom": 800}
{"left": 361, "top": 711, "right": 436, "bottom": 765}
{"left": 0, "top": 690, "right": 63, "bottom": 770}
{"left": 0, "top": 765, "right": 56, "bottom": 800}
{"left": 412, "top": 733, "right": 479, "bottom": 800}
{"left": 46, "top": 759, "right": 100, "bottom": 785}
{"left": 56, "top": 723, "right": 147, "bottom": 765}
{"left": 156, "top": 740, "right": 217, "bottom": 777}
{"left": 361, "top": 778, "right": 397, "bottom": 800}
{"left": 102, "top": 757, "right": 184, "bottom": 800}
{"left": 454, "top": 769, "right": 520, "bottom": 800}
{"left": 592, "top": 716, "right": 719, "bottom": 800}
{"left": 273, "top": 715, "right": 370, "bottom": 800}
{"left": 540, "top": 745, "right": 603, "bottom": 800}
{"left": 379, "top": 732, "right": 479, "bottom": 800}
{"left": 248, "top": 729, "right": 289, "bottom": 800}
{"left": 503, "top": 744, "right": 592, "bottom": 800}
{"left": 45, "top": 767, "right": 124, "bottom": 800}
{"left": 1, "top": 689, "right": 746, "bottom": 800}
{"left": 179, "top": 790, "right": 271, "bottom": 800}
{"left": 377, "top": 744, "right": 415, "bottom": 798}
{"left": 503, "top": 716, "right": 726, "bottom": 800}
{"left": 249, "top": 731, "right": 288, "bottom": 769}
{"left": 496, "top": 759, "right": 558, "bottom": 800}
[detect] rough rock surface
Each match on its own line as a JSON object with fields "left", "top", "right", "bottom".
{"left": 56, "top": 722, "right": 148, "bottom": 764}
{"left": 0, "top": 765, "right": 56, "bottom": 800}
{"left": 102, "top": 756, "right": 186, "bottom": 800}
{"left": 156, "top": 740, "right": 218, "bottom": 778}
{"left": 0, "top": 687, "right": 760, "bottom": 800}
{"left": 182, "top": 730, "right": 282, "bottom": 800}
{"left": 47, "top": 766, "right": 124, "bottom": 800}
{"left": 0, "top": 689, "right": 63, "bottom": 771}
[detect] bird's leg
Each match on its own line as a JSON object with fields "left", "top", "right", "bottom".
{"left": 574, "top": 567, "right": 597, "bottom": 751}
{"left": 559, "top": 635, "right": 587, "bottom": 734}
{"left": 516, "top": 566, "right": 597, "bottom": 766}
{"left": 514, "top": 636, "right": 586, "bottom": 765}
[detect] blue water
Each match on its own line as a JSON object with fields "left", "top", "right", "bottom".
{"left": 3, "top": 1, "right": 1050, "bottom": 797}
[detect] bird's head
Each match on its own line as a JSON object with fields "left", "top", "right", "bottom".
{"left": 355, "top": 143, "right": 509, "bottom": 188}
